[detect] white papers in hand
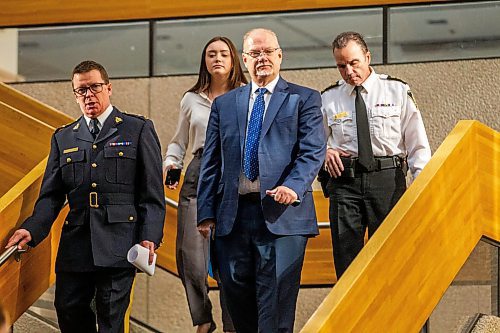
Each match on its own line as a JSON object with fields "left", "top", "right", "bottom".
{"left": 127, "top": 244, "right": 157, "bottom": 276}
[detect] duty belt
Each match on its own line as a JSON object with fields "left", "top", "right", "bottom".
{"left": 341, "top": 156, "right": 407, "bottom": 174}
{"left": 68, "top": 192, "right": 135, "bottom": 209}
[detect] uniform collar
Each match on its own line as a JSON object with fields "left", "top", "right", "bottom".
{"left": 83, "top": 104, "right": 114, "bottom": 128}
{"left": 351, "top": 67, "right": 377, "bottom": 95}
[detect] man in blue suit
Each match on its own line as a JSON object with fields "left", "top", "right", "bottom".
{"left": 197, "top": 28, "right": 325, "bottom": 333}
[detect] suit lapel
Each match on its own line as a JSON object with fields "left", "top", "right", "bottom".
{"left": 237, "top": 85, "right": 251, "bottom": 156}
{"left": 74, "top": 117, "right": 94, "bottom": 143}
{"left": 95, "top": 108, "right": 119, "bottom": 144}
{"left": 261, "top": 78, "right": 288, "bottom": 138}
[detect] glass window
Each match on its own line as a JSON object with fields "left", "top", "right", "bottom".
{"left": 18, "top": 22, "right": 149, "bottom": 81}
{"left": 153, "top": 8, "right": 382, "bottom": 75}
{"left": 388, "top": 1, "right": 500, "bottom": 63}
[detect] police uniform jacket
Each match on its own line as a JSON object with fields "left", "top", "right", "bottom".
{"left": 22, "top": 107, "right": 165, "bottom": 272}
{"left": 321, "top": 69, "right": 431, "bottom": 178}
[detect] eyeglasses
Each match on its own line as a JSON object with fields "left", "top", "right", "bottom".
{"left": 73, "top": 83, "right": 107, "bottom": 97}
{"left": 243, "top": 48, "right": 280, "bottom": 59}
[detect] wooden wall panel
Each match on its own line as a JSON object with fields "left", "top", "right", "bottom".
{"left": 2, "top": 0, "right": 451, "bottom": 27}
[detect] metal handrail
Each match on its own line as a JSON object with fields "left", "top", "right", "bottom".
{"left": 0, "top": 246, "right": 18, "bottom": 267}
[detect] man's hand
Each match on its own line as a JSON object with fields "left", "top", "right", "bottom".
{"left": 325, "top": 148, "right": 351, "bottom": 178}
{"left": 266, "top": 186, "right": 298, "bottom": 206}
{"left": 6, "top": 229, "right": 32, "bottom": 250}
{"left": 139, "top": 240, "right": 156, "bottom": 265}
{"left": 197, "top": 219, "right": 215, "bottom": 239}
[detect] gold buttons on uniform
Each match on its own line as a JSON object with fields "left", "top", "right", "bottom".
{"left": 66, "top": 157, "right": 72, "bottom": 163}
{"left": 92, "top": 144, "right": 97, "bottom": 149}
{"left": 91, "top": 183, "right": 97, "bottom": 188}
{"left": 65, "top": 221, "right": 69, "bottom": 225}
{"left": 129, "top": 216, "right": 134, "bottom": 221}
{"left": 118, "top": 151, "right": 124, "bottom": 157}
{"left": 92, "top": 163, "right": 97, "bottom": 168}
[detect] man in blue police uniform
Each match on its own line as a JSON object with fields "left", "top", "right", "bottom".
{"left": 6, "top": 60, "right": 165, "bottom": 333}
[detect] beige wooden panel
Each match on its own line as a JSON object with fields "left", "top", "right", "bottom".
{"left": 301, "top": 121, "right": 499, "bottom": 333}
{"left": 2, "top": 0, "right": 451, "bottom": 27}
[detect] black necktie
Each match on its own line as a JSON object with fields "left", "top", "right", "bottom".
{"left": 355, "top": 86, "right": 376, "bottom": 171}
{"left": 89, "top": 118, "right": 100, "bottom": 140}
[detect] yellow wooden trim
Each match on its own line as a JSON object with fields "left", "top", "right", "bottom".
{"left": 2, "top": 0, "right": 452, "bottom": 27}
{"left": 300, "top": 120, "right": 499, "bottom": 332}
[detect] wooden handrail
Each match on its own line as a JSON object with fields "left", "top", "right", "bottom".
{"left": 301, "top": 120, "right": 499, "bottom": 332}
{"left": 0, "top": 83, "right": 73, "bottom": 128}
{"left": 0, "top": 158, "right": 67, "bottom": 323}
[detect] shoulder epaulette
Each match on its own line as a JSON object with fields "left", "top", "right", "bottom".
{"left": 55, "top": 119, "right": 78, "bottom": 133}
{"left": 382, "top": 75, "right": 408, "bottom": 85}
{"left": 123, "top": 112, "right": 147, "bottom": 121}
{"left": 321, "top": 80, "right": 343, "bottom": 94}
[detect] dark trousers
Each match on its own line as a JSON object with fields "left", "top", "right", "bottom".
{"left": 329, "top": 168, "right": 406, "bottom": 278}
{"left": 54, "top": 268, "right": 135, "bottom": 333}
{"left": 215, "top": 196, "right": 308, "bottom": 333}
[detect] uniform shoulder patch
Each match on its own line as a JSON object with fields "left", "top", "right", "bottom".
{"left": 407, "top": 90, "right": 419, "bottom": 109}
{"left": 321, "top": 80, "right": 343, "bottom": 94}
{"left": 55, "top": 119, "right": 78, "bottom": 133}
{"left": 383, "top": 75, "right": 408, "bottom": 85}
{"left": 123, "top": 112, "right": 147, "bottom": 121}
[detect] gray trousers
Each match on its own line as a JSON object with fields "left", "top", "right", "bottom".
{"left": 176, "top": 153, "right": 234, "bottom": 330}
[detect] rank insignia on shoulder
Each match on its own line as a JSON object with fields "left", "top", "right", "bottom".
{"left": 334, "top": 111, "right": 349, "bottom": 119}
{"left": 384, "top": 75, "right": 408, "bottom": 85}
{"left": 408, "top": 91, "right": 419, "bottom": 109}
{"left": 63, "top": 147, "right": 79, "bottom": 154}
{"left": 109, "top": 141, "right": 131, "bottom": 147}
{"left": 321, "top": 80, "right": 342, "bottom": 94}
{"left": 115, "top": 116, "right": 123, "bottom": 124}
{"left": 72, "top": 123, "right": 80, "bottom": 130}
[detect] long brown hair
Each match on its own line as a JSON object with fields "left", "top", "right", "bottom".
{"left": 187, "top": 36, "right": 247, "bottom": 94}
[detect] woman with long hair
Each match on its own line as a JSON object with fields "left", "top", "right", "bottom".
{"left": 164, "top": 36, "right": 247, "bottom": 333}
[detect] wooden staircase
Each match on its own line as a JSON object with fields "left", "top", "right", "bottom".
{"left": 1, "top": 82, "right": 498, "bottom": 332}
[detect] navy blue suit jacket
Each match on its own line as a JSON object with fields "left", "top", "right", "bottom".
{"left": 197, "top": 78, "right": 325, "bottom": 237}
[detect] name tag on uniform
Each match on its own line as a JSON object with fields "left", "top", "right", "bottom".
{"left": 374, "top": 103, "right": 396, "bottom": 107}
{"left": 63, "top": 147, "right": 79, "bottom": 154}
{"left": 109, "top": 141, "right": 131, "bottom": 147}
{"left": 334, "top": 111, "right": 349, "bottom": 120}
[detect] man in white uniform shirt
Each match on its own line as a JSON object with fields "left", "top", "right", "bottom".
{"left": 319, "top": 31, "right": 431, "bottom": 278}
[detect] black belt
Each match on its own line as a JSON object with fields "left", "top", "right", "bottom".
{"left": 68, "top": 192, "right": 135, "bottom": 209}
{"left": 239, "top": 192, "right": 261, "bottom": 202}
{"left": 341, "top": 156, "right": 406, "bottom": 175}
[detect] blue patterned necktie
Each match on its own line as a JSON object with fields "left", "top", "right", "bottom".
{"left": 244, "top": 87, "right": 267, "bottom": 181}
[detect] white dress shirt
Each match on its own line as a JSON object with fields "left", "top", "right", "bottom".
{"left": 322, "top": 69, "right": 431, "bottom": 178}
